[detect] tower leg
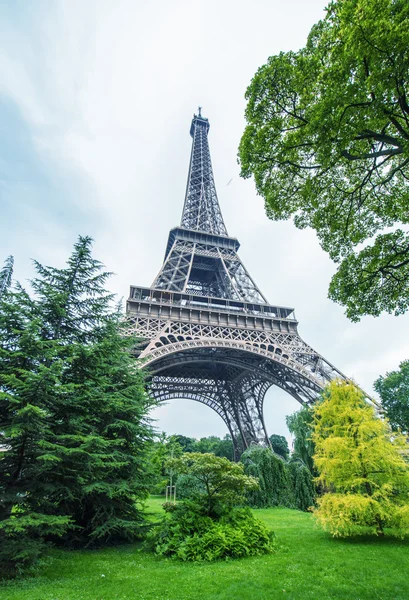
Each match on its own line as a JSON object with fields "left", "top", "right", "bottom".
{"left": 225, "top": 376, "right": 271, "bottom": 457}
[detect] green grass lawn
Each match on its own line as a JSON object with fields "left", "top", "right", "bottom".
{"left": 2, "top": 496, "right": 409, "bottom": 600}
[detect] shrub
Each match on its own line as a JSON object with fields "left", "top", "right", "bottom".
{"left": 147, "top": 502, "right": 275, "bottom": 561}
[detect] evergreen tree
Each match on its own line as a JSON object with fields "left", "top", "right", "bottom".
{"left": 312, "top": 380, "right": 409, "bottom": 538}
{"left": 0, "top": 237, "right": 153, "bottom": 574}
{"left": 0, "top": 287, "right": 73, "bottom": 575}
{"left": 0, "top": 255, "right": 14, "bottom": 297}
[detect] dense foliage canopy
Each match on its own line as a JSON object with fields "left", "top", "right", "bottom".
{"left": 241, "top": 446, "right": 315, "bottom": 511}
{"left": 312, "top": 380, "right": 409, "bottom": 537}
{"left": 269, "top": 434, "right": 290, "bottom": 459}
{"left": 286, "top": 406, "right": 316, "bottom": 474}
{"left": 240, "top": 0, "right": 409, "bottom": 321}
{"left": 375, "top": 360, "right": 409, "bottom": 433}
{"left": 167, "top": 453, "right": 257, "bottom": 517}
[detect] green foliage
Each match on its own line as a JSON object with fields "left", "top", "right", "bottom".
{"left": 0, "top": 255, "right": 14, "bottom": 297}
{"left": 167, "top": 453, "right": 258, "bottom": 517}
{"left": 147, "top": 433, "right": 183, "bottom": 494}
{"left": 147, "top": 433, "right": 235, "bottom": 497}
{"left": 148, "top": 454, "right": 272, "bottom": 562}
{"left": 269, "top": 434, "right": 290, "bottom": 459}
{"left": 286, "top": 406, "right": 316, "bottom": 474}
{"left": 312, "top": 380, "right": 409, "bottom": 537}
{"left": 241, "top": 447, "right": 315, "bottom": 511}
{"left": 194, "top": 435, "right": 235, "bottom": 461}
{"left": 175, "top": 474, "right": 205, "bottom": 500}
{"left": 173, "top": 435, "right": 196, "bottom": 453}
{"left": 374, "top": 360, "right": 409, "bottom": 433}
{"left": 147, "top": 503, "right": 275, "bottom": 561}
{"left": 0, "top": 237, "right": 153, "bottom": 575}
{"left": 241, "top": 447, "right": 292, "bottom": 508}
{"left": 287, "top": 460, "right": 316, "bottom": 512}
{"left": 239, "top": 0, "right": 409, "bottom": 321}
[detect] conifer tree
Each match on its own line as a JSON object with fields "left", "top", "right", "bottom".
{"left": 312, "top": 380, "right": 409, "bottom": 538}
{"left": 0, "top": 237, "right": 153, "bottom": 574}
{"left": 0, "top": 255, "right": 14, "bottom": 297}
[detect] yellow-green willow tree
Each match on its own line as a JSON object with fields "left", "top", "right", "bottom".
{"left": 312, "top": 381, "right": 409, "bottom": 537}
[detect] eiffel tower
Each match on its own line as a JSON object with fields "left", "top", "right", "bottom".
{"left": 127, "top": 109, "right": 362, "bottom": 458}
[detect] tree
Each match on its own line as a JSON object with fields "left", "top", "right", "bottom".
{"left": 241, "top": 446, "right": 315, "bottom": 511}
{"left": 215, "top": 434, "right": 234, "bottom": 461}
{"left": 0, "top": 291, "right": 72, "bottom": 575}
{"left": 286, "top": 406, "right": 316, "bottom": 474}
{"left": 148, "top": 433, "right": 183, "bottom": 494}
{"left": 148, "top": 453, "right": 274, "bottom": 562}
{"left": 0, "top": 237, "right": 153, "bottom": 573}
{"left": 269, "top": 434, "right": 290, "bottom": 459}
{"left": 0, "top": 255, "right": 14, "bottom": 297}
{"left": 241, "top": 446, "right": 292, "bottom": 508}
{"left": 239, "top": 0, "right": 409, "bottom": 321}
{"left": 173, "top": 435, "right": 196, "bottom": 453}
{"left": 374, "top": 360, "right": 409, "bottom": 434}
{"left": 312, "top": 380, "right": 409, "bottom": 537}
{"left": 168, "top": 453, "right": 257, "bottom": 517}
{"left": 287, "top": 460, "right": 316, "bottom": 512}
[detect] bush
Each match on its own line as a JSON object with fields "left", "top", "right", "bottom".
{"left": 175, "top": 473, "right": 205, "bottom": 500}
{"left": 147, "top": 502, "right": 275, "bottom": 561}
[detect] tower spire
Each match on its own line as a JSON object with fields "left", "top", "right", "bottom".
{"left": 180, "top": 110, "right": 228, "bottom": 236}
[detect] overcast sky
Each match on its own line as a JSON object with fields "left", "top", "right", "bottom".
{"left": 2, "top": 0, "right": 409, "bottom": 446}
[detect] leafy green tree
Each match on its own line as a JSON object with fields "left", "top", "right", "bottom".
{"left": 173, "top": 435, "right": 196, "bottom": 453}
{"left": 241, "top": 447, "right": 315, "bottom": 511}
{"left": 0, "top": 255, "right": 14, "bottom": 297}
{"left": 194, "top": 436, "right": 222, "bottom": 455}
{"left": 269, "top": 434, "right": 290, "bottom": 459}
{"left": 239, "top": 0, "right": 409, "bottom": 321}
{"left": 287, "top": 460, "right": 316, "bottom": 512}
{"left": 312, "top": 380, "right": 409, "bottom": 537}
{"left": 168, "top": 453, "right": 257, "bottom": 517}
{"left": 148, "top": 433, "right": 183, "bottom": 494}
{"left": 374, "top": 360, "right": 409, "bottom": 433}
{"left": 215, "top": 434, "right": 235, "bottom": 461}
{"left": 286, "top": 406, "right": 316, "bottom": 474}
{"left": 241, "top": 446, "right": 292, "bottom": 508}
{"left": 0, "top": 237, "right": 153, "bottom": 574}
{"left": 148, "top": 452, "right": 274, "bottom": 562}
{"left": 192, "top": 435, "right": 235, "bottom": 461}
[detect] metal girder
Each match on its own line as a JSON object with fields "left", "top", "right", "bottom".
{"left": 126, "top": 110, "right": 375, "bottom": 458}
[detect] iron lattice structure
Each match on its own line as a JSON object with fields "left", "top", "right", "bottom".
{"left": 127, "top": 110, "right": 370, "bottom": 458}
